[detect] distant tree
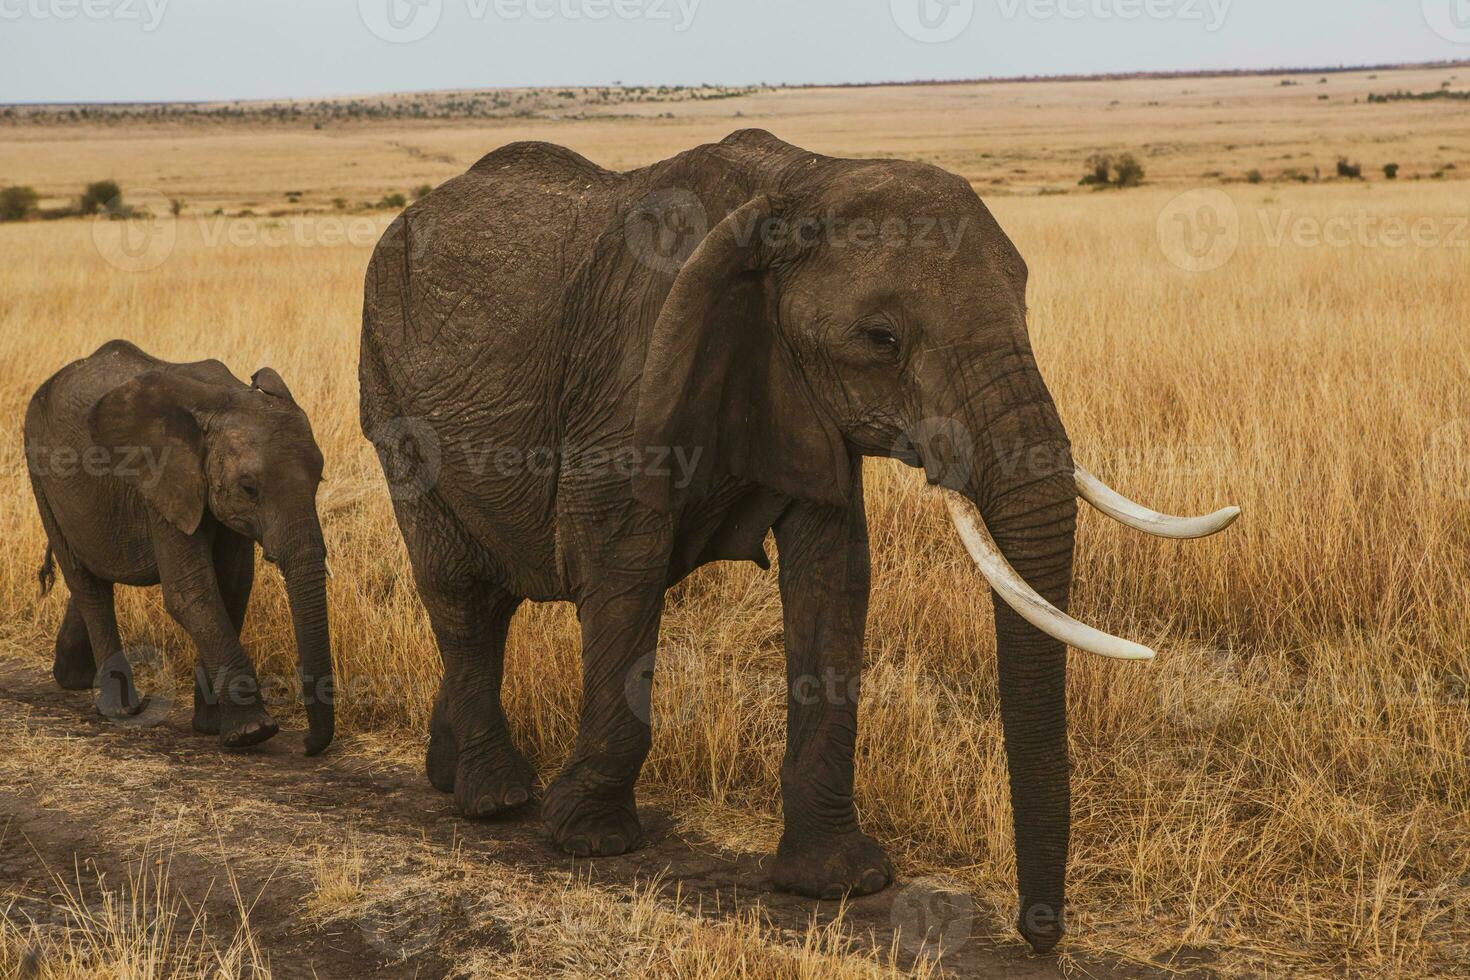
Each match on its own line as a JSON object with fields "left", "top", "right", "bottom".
{"left": 80, "top": 179, "right": 122, "bottom": 215}
{"left": 0, "top": 185, "right": 39, "bottom": 221}
{"left": 1383, "top": 163, "right": 1399, "bottom": 180}
{"left": 1247, "top": 169, "right": 1264, "bottom": 184}
{"left": 1336, "top": 158, "right": 1362, "bottom": 179}
{"left": 1112, "top": 153, "right": 1146, "bottom": 187}
{"left": 1080, "top": 153, "right": 1113, "bottom": 186}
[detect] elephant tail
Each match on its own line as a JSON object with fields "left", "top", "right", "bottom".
{"left": 38, "top": 545, "right": 56, "bottom": 598}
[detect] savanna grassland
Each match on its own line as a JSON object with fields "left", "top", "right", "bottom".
{"left": 2, "top": 65, "right": 1469, "bottom": 978}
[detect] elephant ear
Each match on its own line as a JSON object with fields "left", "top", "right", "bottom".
{"left": 88, "top": 371, "right": 213, "bottom": 535}
{"left": 633, "top": 194, "right": 851, "bottom": 512}
{"left": 251, "top": 367, "right": 296, "bottom": 403}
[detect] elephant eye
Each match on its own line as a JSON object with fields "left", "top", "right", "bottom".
{"left": 238, "top": 475, "right": 260, "bottom": 501}
{"left": 862, "top": 324, "right": 900, "bottom": 353}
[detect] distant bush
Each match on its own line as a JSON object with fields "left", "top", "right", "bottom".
{"left": 1336, "top": 158, "right": 1362, "bottom": 179}
{"left": 1079, "top": 152, "right": 1145, "bottom": 188}
{"left": 378, "top": 192, "right": 407, "bottom": 209}
{"left": 1112, "top": 153, "right": 1146, "bottom": 187}
{"left": 80, "top": 179, "right": 122, "bottom": 215}
{"left": 1080, "top": 153, "right": 1112, "bottom": 186}
{"left": 414, "top": 184, "right": 433, "bottom": 199}
{"left": 1247, "top": 169, "right": 1264, "bottom": 184}
{"left": 1367, "top": 89, "right": 1470, "bottom": 103}
{"left": 0, "top": 185, "right": 39, "bottom": 221}
{"left": 1383, "top": 163, "right": 1399, "bottom": 180}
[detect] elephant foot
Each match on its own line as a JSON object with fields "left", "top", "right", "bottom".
{"left": 452, "top": 746, "right": 534, "bottom": 817}
{"left": 771, "top": 829, "right": 893, "bottom": 900}
{"left": 54, "top": 657, "right": 97, "bottom": 691}
{"left": 93, "top": 657, "right": 144, "bottom": 719}
{"left": 543, "top": 774, "right": 642, "bottom": 857}
{"left": 192, "top": 699, "right": 221, "bottom": 735}
{"left": 219, "top": 703, "right": 278, "bottom": 749}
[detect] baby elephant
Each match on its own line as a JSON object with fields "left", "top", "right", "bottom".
{"left": 25, "top": 340, "right": 334, "bottom": 754}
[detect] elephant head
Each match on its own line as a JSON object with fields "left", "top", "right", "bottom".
{"left": 634, "top": 152, "right": 1237, "bottom": 951}
{"left": 88, "top": 366, "right": 335, "bottom": 755}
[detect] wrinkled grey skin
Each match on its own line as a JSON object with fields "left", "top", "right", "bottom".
{"left": 361, "top": 131, "right": 1076, "bottom": 951}
{"left": 26, "top": 340, "right": 334, "bottom": 755}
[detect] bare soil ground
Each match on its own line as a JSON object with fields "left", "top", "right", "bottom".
{"left": 1, "top": 657, "right": 1203, "bottom": 978}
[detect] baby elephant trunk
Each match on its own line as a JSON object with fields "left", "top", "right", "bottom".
{"left": 274, "top": 519, "right": 335, "bottom": 756}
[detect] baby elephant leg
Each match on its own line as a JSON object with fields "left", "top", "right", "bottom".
{"left": 193, "top": 531, "right": 256, "bottom": 736}
{"left": 52, "top": 596, "right": 96, "bottom": 690}
{"left": 157, "top": 527, "right": 276, "bottom": 748}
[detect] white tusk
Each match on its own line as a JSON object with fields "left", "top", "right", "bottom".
{"left": 1074, "top": 465, "right": 1241, "bottom": 540}
{"left": 943, "top": 491, "right": 1155, "bottom": 662}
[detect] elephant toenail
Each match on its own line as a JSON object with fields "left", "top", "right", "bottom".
{"left": 603, "top": 834, "right": 625, "bottom": 854}
{"left": 860, "top": 869, "right": 888, "bottom": 892}
{"left": 504, "top": 787, "right": 529, "bottom": 807}
{"left": 566, "top": 835, "right": 591, "bottom": 856}
{"left": 821, "top": 884, "right": 845, "bottom": 900}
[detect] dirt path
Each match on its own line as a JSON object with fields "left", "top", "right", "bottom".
{"left": 0, "top": 657, "right": 1206, "bottom": 978}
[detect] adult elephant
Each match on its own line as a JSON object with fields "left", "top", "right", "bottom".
{"left": 359, "top": 130, "right": 1237, "bottom": 953}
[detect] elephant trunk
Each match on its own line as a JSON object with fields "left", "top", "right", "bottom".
{"left": 917, "top": 360, "right": 1080, "bottom": 953}
{"left": 971, "top": 390, "right": 1077, "bottom": 954}
{"left": 274, "top": 517, "right": 335, "bottom": 756}
{"left": 981, "top": 471, "right": 1076, "bottom": 954}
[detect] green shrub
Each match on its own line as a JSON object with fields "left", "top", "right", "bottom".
{"left": 1112, "top": 153, "right": 1145, "bottom": 187}
{"left": 0, "top": 185, "right": 39, "bottom": 221}
{"left": 80, "top": 179, "right": 122, "bottom": 215}
{"left": 1247, "top": 169, "right": 1264, "bottom": 184}
{"left": 414, "top": 184, "right": 433, "bottom": 199}
{"left": 378, "top": 192, "right": 408, "bottom": 209}
{"left": 1336, "top": 158, "right": 1362, "bottom": 179}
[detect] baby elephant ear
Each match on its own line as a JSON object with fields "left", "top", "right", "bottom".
{"left": 250, "top": 367, "right": 296, "bottom": 403}
{"left": 87, "top": 371, "right": 212, "bottom": 536}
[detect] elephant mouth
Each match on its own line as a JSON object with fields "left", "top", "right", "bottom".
{"left": 942, "top": 467, "right": 1240, "bottom": 661}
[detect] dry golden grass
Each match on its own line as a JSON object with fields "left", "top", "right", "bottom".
{"left": 2, "top": 69, "right": 1469, "bottom": 976}
{"left": 0, "top": 845, "right": 269, "bottom": 980}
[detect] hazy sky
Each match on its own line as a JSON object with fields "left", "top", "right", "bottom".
{"left": 1, "top": 0, "right": 1466, "bottom": 103}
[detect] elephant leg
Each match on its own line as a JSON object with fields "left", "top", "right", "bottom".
{"left": 396, "top": 495, "right": 531, "bottom": 812}
{"left": 154, "top": 524, "right": 275, "bottom": 748}
{"left": 64, "top": 570, "right": 138, "bottom": 718}
{"left": 52, "top": 596, "right": 96, "bottom": 690}
{"left": 194, "top": 531, "right": 255, "bottom": 736}
{"left": 542, "top": 574, "right": 664, "bottom": 858}
{"left": 420, "top": 581, "right": 531, "bottom": 815}
{"left": 769, "top": 468, "right": 893, "bottom": 899}
{"left": 426, "top": 683, "right": 456, "bottom": 793}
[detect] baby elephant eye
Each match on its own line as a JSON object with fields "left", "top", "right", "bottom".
{"left": 864, "top": 325, "right": 900, "bottom": 351}
{"left": 238, "top": 475, "right": 260, "bottom": 501}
